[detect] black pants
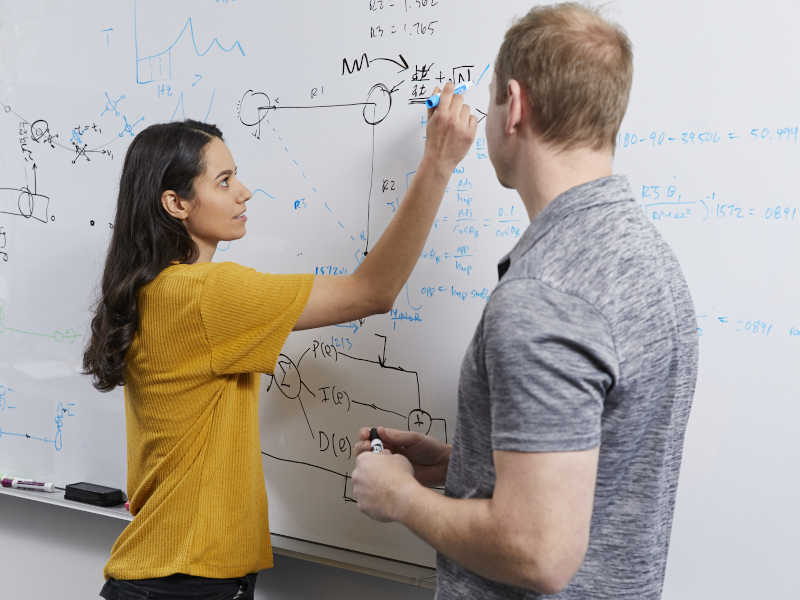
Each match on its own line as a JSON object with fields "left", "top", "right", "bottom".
{"left": 100, "top": 573, "right": 257, "bottom": 600}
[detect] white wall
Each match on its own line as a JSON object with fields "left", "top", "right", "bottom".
{"left": 0, "top": 495, "right": 435, "bottom": 600}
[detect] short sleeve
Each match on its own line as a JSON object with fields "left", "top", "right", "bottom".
{"left": 199, "top": 262, "right": 314, "bottom": 375}
{"left": 484, "top": 278, "right": 619, "bottom": 452}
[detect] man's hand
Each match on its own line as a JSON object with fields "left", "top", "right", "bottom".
{"left": 352, "top": 449, "right": 417, "bottom": 522}
{"left": 355, "top": 426, "right": 451, "bottom": 487}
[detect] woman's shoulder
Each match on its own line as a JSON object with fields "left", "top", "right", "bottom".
{"left": 140, "top": 262, "right": 218, "bottom": 298}
{"left": 160, "top": 260, "right": 256, "bottom": 278}
{"left": 148, "top": 261, "right": 272, "bottom": 293}
{"left": 152, "top": 261, "right": 311, "bottom": 296}
{"left": 156, "top": 261, "right": 217, "bottom": 280}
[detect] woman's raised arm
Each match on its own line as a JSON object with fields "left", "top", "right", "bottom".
{"left": 294, "top": 83, "right": 478, "bottom": 331}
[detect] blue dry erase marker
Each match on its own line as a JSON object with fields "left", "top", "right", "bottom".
{"left": 426, "top": 81, "right": 474, "bottom": 109}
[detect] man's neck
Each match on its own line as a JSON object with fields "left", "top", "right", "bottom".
{"left": 514, "top": 142, "right": 614, "bottom": 222}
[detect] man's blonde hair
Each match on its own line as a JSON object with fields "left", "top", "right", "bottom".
{"left": 495, "top": 2, "right": 633, "bottom": 151}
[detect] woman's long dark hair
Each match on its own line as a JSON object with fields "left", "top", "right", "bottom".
{"left": 83, "top": 119, "right": 223, "bottom": 392}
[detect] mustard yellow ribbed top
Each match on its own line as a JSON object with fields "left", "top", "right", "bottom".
{"left": 104, "top": 261, "right": 313, "bottom": 581}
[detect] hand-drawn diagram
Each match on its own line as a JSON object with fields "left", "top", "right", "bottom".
{"left": 237, "top": 79, "right": 397, "bottom": 258}
{"left": 0, "top": 110, "right": 53, "bottom": 228}
{"left": 0, "top": 184, "right": 51, "bottom": 225}
{"left": 234, "top": 55, "right": 494, "bottom": 273}
{"left": 135, "top": 0, "right": 245, "bottom": 85}
{"left": 0, "top": 373, "right": 74, "bottom": 453}
{"left": 101, "top": 93, "right": 126, "bottom": 117}
{"left": 263, "top": 334, "right": 448, "bottom": 502}
{"left": 0, "top": 293, "right": 80, "bottom": 455}
{"left": 235, "top": 55, "right": 481, "bottom": 506}
{"left": 134, "top": 1, "right": 234, "bottom": 126}
{"left": 0, "top": 226, "right": 7, "bottom": 262}
{"left": 0, "top": 102, "right": 117, "bottom": 244}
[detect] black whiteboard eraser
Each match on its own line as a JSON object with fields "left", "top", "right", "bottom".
{"left": 64, "top": 482, "right": 124, "bottom": 507}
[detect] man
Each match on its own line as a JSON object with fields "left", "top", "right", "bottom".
{"left": 351, "top": 3, "right": 698, "bottom": 599}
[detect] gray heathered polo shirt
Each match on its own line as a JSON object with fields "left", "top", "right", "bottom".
{"left": 435, "top": 175, "right": 698, "bottom": 600}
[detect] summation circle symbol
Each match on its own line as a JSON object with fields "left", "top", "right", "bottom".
{"left": 273, "top": 354, "right": 303, "bottom": 400}
{"left": 408, "top": 409, "right": 432, "bottom": 435}
{"left": 363, "top": 84, "right": 392, "bottom": 126}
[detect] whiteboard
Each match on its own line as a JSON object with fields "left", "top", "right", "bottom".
{"left": 0, "top": 0, "right": 798, "bottom": 594}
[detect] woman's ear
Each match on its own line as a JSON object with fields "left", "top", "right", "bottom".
{"left": 160, "top": 190, "right": 191, "bottom": 220}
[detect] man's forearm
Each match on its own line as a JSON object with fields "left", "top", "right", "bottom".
{"left": 353, "top": 447, "right": 593, "bottom": 595}
{"left": 409, "top": 441, "right": 451, "bottom": 488}
{"left": 391, "top": 483, "right": 549, "bottom": 592}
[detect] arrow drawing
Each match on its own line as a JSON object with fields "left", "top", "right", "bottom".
{"left": 371, "top": 54, "right": 409, "bottom": 72}
{"left": 342, "top": 53, "right": 409, "bottom": 75}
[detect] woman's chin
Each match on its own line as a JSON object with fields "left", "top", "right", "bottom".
{"left": 229, "top": 228, "right": 247, "bottom": 241}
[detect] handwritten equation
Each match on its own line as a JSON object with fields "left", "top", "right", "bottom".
{"left": 639, "top": 184, "right": 798, "bottom": 225}
{"left": 367, "top": 0, "right": 442, "bottom": 40}
{"left": 618, "top": 126, "right": 798, "bottom": 150}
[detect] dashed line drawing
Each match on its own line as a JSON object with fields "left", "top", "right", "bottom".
{"left": 237, "top": 82, "right": 395, "bottom": 258}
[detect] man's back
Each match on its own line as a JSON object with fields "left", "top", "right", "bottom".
{"left": 352, "top": 6, "right": 697, "bottom": 595}
{"left": 437, "top": 175, "right": 698, "bottom": 599}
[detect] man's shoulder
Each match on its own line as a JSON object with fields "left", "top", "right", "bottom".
{"left": 495, "top": 179, "right": 693, "bottom": 352}
{"left": 510, "top": 192, "right": 669, "bottom": 306}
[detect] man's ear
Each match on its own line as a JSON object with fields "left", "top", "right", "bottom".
{"left": 161, "top": 190, "right": 191, "bottom": 220}
{"left": 506, "top": 79, "right": 526, "bottom": 136}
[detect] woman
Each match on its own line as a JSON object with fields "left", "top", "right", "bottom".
{"left": 84, "top": 84, "right": 475, "bottom": 599}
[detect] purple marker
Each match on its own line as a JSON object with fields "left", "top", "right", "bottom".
{"left": 0, "top": 475, "right": 56, "bottom": 493}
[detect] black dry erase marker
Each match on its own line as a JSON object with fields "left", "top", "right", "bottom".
{"left": 369, "top": 428, "right": 384, "bottom": 453}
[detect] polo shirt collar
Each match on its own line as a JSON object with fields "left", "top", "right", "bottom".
{"left": 497, "top": 175, "right": 633, "bottom": 280}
